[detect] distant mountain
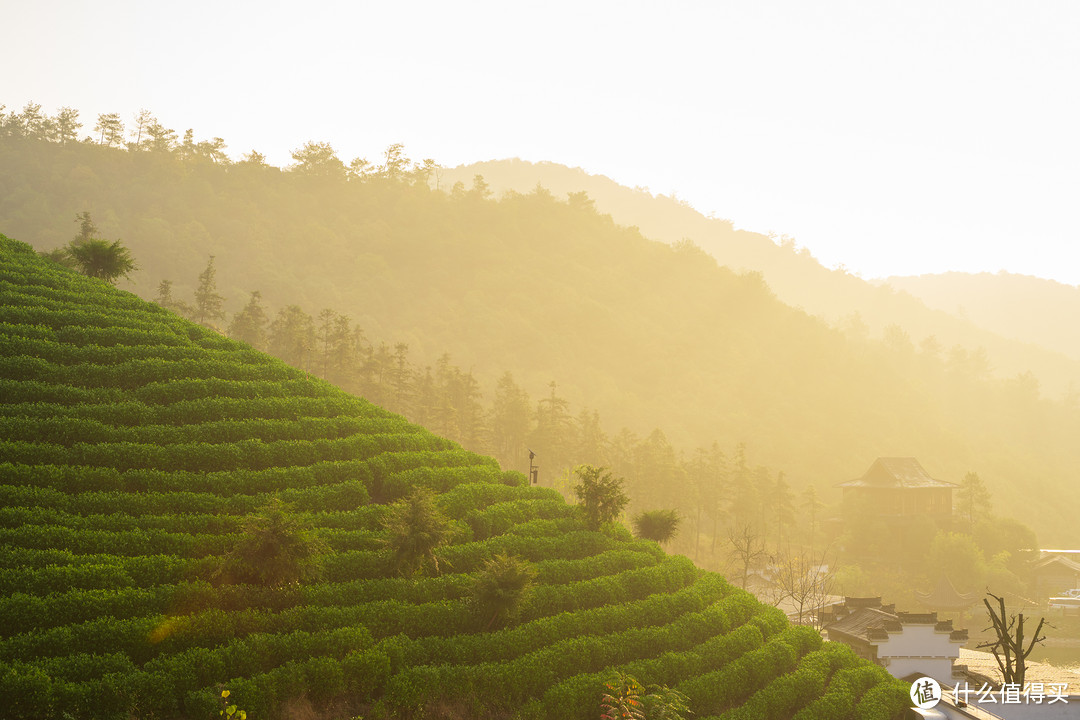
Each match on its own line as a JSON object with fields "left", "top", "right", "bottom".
{"left": 443, "top": 160, "right": 1080, "bottom": 399}
{"left": 884, "top": 271, "right": 1080, "bottom": 367}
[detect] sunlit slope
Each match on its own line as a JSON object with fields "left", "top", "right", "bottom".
{"left": 0, "top": 236, "right": 907, "bottom": 719}
{"left": 444, "top": 159, "right": 1080, "bottom": 397}
{"left": 886, "top": 271, "right": 1080, "bottom": 365}
{"left": 4, "top": 136, "right": 1080, "bottom": 546}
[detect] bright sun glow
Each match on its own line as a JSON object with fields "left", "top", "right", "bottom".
{"left": 7, "top": 0, "right": 1080, "bottom": 283}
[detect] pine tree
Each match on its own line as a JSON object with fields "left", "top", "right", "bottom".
{"left": 269, "top": 305, "right": 315, "bottom": 370}
{"left": 155, "top": 279, "right": 194, "bottom": 318}
{"left": 489, "top": 372, "right": 532, "bottom": 471}
{"left": 383, "top": 488, "right": 452, "bottom": 576}
{"left": 94, "top": 113, "right": 124, "bottom": 147}
{"left": 228, "top": 291, "right": 269, "bottom": 350}
{"left": 959, "top": 471, "right": 992, "bottom": 526}
{"left": 193, "top": 256, "right": 226, "bottom": 328}
{"left": 573, "top": 465, "right": 629, "bottom": 531}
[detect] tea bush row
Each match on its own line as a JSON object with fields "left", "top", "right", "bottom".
{"left": 536, "top": 615, "right": 771, "bottom": 720}
{"left": 379, "top": 573, "right": 735, "bottom": 671}
{"left": 385, "top": 590, "right": 762, "bottom": 709}
{"left": 0, "top": 643, "right": 389, "bottom": 720}
{"left": 533, "top": 547, "right": 663, "bottom": 585}
{"left": 0, "top": 354, "right": 296, "bottom": 390}
{"left": 519, "top": 555, "right": 698, "bottom": 621}
{"left": 179, "top": 648, "right": 390, "bottom": 720}
{"left": 718, "top": 640, "right": 862, "bottom": 720}
{"left": 463, "top": 497, "right": 577, "bottom": 540}
{"left": 0, "top": 449, "right": 489, "bottom": 495}
{"left": 0, "top": 556, "right": 187, "bottom": 595}
{"left": 435, "top": 530, "right": 623, "bottom": 575}
{"left": 0, "top": 378, "right": 122, "bottom": 405}
{"left": 790, "top": 664, "right": 896, "bottom": 720}
{"left": 0, "top": 523, "right": 228, "bottom": 557}
{"left": 0, "top": 432, "right": 452, "bottom": 472}
{"left": 0, "top": 332, "right": 273, "bottom": 368}
{"left": 676, "top": 624, "right": 822, "bottom": 716}
{"left": 435, "top": 481, "right": 561, "bottom": 518}
{"left": 0, "top": 413, "right": 417, "bottom": 447}
{"left": 0, "top": 277, "right": 170, "bottom": 317}
{"left": 0, "top": 484, "right": 378, "bottom": 525}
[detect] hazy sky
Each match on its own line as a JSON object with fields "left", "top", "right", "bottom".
{"left": 8, "top": 1, "right": 1080, "bottom": 284}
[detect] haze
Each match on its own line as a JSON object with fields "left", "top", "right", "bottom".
{"left": 7, "top": 0, "right": 1080, "bottom": 284}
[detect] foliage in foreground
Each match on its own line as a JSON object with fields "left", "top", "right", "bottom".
{"left": 600, "top": 672, "right": 690, "bottom": 720}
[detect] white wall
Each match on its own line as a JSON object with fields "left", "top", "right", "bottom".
{"left": 877, "top": 624, "right": 961, "bottom": 685}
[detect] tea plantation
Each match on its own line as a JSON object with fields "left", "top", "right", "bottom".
{"left": 0, "top": 235, "right": 909, "bottom": 718}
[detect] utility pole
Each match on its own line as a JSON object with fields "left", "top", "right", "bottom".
{"left": 528, "top": 449, "right": 539, "bottom": 485}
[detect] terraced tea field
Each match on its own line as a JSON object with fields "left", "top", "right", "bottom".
{"left": 0, "top": 235, "right": 908, "bottom": 719}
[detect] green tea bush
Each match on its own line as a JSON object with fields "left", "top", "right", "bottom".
{"left": 677, "top": 624, "right": 811, "bottom": 715}
{"left": 464, "top": 497, "right": 577, "bottom": 540}
{"left": 0, "top": 378, "right": 123, "bottom": 405}
{"left": 380, "top": 574, "right": 732, "bottom": 671}
{"left": 436, "top": 481, "right": 560, "bottom": 518}
{"left": 792, "top": 664, "right": 887, "bottom": 720}
{"left": 852, "top": 676, "right": 911, "bottom": 720}
{"left": 521, "top": 555, "right": 697, "bottom": 621}
{"left": 534, "top": 547, "right": 661, "bottom": 585}
{"left": 343, "top": 647, "right": 391, "bottom": 696}
{"left": 386, "top": 590, "right": 744, "bottom": 709}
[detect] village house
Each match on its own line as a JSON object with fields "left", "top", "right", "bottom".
{"left": 1030, "top": 551, "right": 1080, "bottom": 600}
{"left": 836, "top": 457, "right": 957, "bottom": 523}
{"left": 825, "top": 598, "right": 1080, "bottom": 720}
{"left": 821, "top": 597, "right": 968, "bottom": 685}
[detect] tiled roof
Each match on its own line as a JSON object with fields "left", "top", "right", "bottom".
{"left": 1033, "top": 554, "right": 1080, "bottom": 573}
{"left": 825, "top": 600, "right": 969, "bottom": 645}
{"left": 827, "top": 607, "right": 897, "bottom": 642}
{"left": 836, "top": 457, "right": 959, "bottom": 489}
{"left": 846, "top": 596, "right": 884, "bottom": 608}
{"left": 896, "top": 611, "right": 938, "bottom": 624}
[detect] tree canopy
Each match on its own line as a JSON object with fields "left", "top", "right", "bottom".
{"left": 470, "top": 553, "right": 537, "bottom": 630}
{"left": 574, "top": 465, "right": 629, "bottom": 531}
{"left": 66, "top": 238, "right": 137, "bottom": 283}
{"left": 214, "top": 498, "right": 325, "bottom": 587}
{"left": 632, "top": 509, "right": 681, "bottom": 545}
{"left": 382, "top": 487, "right": 453, "bottom": 576}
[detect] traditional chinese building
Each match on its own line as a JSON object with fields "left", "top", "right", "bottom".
{"left": 1031, "top": 551, "right": 1080, "bottom": 599}
{"left": 836, "top": 457, "right": 957, "bottom": 522}
{"left": 822, "top": 597, "right": 968, "bottom": 685}
{"left": 916, "top": 574, "right": 981, "bottom": 621}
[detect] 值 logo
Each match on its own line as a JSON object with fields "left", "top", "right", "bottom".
{"left": 911, "top": 677, "right": 942, "bottom": 709}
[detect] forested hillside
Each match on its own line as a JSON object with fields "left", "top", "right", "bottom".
{"left": 442, "top": 159, "right": 1080, "bottom": 398}
{"left": 1, "top": 120, "right": 1079, "bottom": 549}
{"left": 0, "top": 235, "right": 910, "bottom": 719}
{"left": 886, "top": 271, "right": 1080, "bottom": 364}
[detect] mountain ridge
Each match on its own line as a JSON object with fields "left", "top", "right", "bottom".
{"left": 442, "top": 158, "right": 1080, "bottom": 399}
{"left": 3, "top": 135, "right": 1079, "bottom": 547}
{"left": 883, "top": 270, "right": 1080, "bottom": 367}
